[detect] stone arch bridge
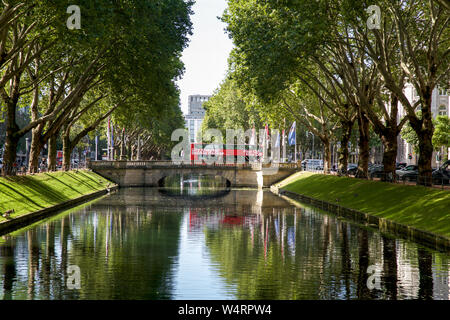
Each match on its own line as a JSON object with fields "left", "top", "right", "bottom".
{"left": 88, "top": 161, "right": 299, "bottom": 188}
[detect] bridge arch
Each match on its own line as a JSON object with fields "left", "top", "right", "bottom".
{"left": 156, "top": 172, "right": 233, "bottom": 189}
{"left": 88, "top": 161, "right": 298, "bottom": 188}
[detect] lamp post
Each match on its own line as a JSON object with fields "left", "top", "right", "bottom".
{"left": 95, "top": 135, "right": 98, "bottom": 161}
{"left": 25, "top": 137, "right": 30, "bottom": 168}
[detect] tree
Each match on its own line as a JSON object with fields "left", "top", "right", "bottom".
{"left": 223, "top": 0, "right": 351, "bottom": 173}
{"left": 401, "top": 114, "right": 450, "bottom": 161}
{"left": 345, "top": 0, "right": 450, "bottom": 184}
{"left": 224, "top": 0, "right": 449, "bottom": 182}
{"left": 279, "top": 81, "right": 339, "bottom": 172}
{"left": 432, "top": 116, "right": 450, "bottom": 151}
{"left": 0, "top": 0, "right": 193, "bottom": 174}
{"left": 201, "top": 75, "right": 263, "bottom": 137}
{"left": 0, "top": 1, "right": 64, "bottom": 174}
{"left": 111, "top": 83, "right": 186, "bottom": 161}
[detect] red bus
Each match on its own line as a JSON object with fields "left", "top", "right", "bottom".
{"left": 56, "top": 150, "right": 63, "bottom": 167}
{"left": 190, "top": 143, "right": 263, "bottom": 162}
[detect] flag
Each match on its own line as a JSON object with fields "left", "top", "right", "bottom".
{"left": 250, "top": 126, "right": 256, "bottom": 145}
{"left": 288, "top": 121, "right": 296, "bottom": 146}
{"left": 275, "top": 130, "right": 280, "bottom": 148}
{"left": 265, "top": 123, "right": 270, "bottom": 141}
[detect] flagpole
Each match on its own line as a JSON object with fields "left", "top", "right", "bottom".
{"left": 111, "top": 121, "right": 114, "bottom": 160}
{"left": 283, "top": 118, "right": 286, "bottom": 163}
{"left": 107, "top": 117, "right": 111, "bottom": 161}
{"left": 264, "top": 123, "right": 269, "bottom": 163}
{"left": 288, "top": 121, "right": 296, "bottom": 164}
{"left": 295, "top": 143, "right": 297, "bottom": 163}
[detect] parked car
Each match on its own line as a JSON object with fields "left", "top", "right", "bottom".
{"left": 396, "top": 162, "right": 407, "bottom": 169}
{"left": 432, "top": 160, "right": 450, "bottom": 185}
{"left": 347, "top": 163, "right": 358, "bottom": 175}
{"left": 432, "top": 169, "right": 450, "bottom": 185}
{"left": 398, "top": 168, "right": 450, "bottom": 184}
{"left": 395, "top": 165, "right": 418, "bottom": 181}
{"left": 369, "top": 164, "right": 384, "bottom": 178}
{"left": 302, "top": 159, "right": 323, "bottom": 170}
{"left": 441, "top": 159, "right": 450, "bottom": 169}
{"left": 398, "top": 169, "right": 419, "bottom": 182}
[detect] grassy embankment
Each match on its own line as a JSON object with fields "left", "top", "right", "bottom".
{"left": 274, "top": 172, "right": 450, "bottom": 239}
{"left": 0, "top": 170, "right": 112, "bottom": 222}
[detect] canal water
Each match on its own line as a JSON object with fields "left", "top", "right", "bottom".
{"left": 0, "top": 178, "right": 449, "bottom": 300}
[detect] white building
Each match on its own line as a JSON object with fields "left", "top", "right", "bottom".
{"left": 397, "top": 85, "right": 450, "bottom": 167}
{"left": 184, "top": 95, "right": 211, "bottom": 143}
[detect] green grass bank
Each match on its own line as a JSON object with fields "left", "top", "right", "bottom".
{"left": 274, "top": 172, "right": 450, "bottom": 239}
{"left": 0, "top": 170, "right": 112, "bottom": 222}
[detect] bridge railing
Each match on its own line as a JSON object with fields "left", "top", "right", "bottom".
{"left": 88, "top": 160, "right": 300, "bottom": 170}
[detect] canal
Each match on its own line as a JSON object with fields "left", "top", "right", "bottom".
{"left": 0, "top": 178, "right": 449, "bottom": 300}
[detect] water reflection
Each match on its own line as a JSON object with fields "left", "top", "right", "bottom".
{"left": 0, "top": 188, "right": 448, "bottom": 300}
{"left": 161, "top": 174, "right": 230, "bottom": 197}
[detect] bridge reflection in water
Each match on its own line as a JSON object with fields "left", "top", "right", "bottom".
{"left": 0, "top": 186, "right": 449, "bottom": 300}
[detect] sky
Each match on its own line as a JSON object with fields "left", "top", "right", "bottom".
{"left": 176, "top": 0, "right": 234, "bottom": 115}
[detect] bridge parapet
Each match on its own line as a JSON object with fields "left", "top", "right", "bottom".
{"left": 89, "top": 160, "right": 299, "bottom": 170}
{"left": 88, "top": 160, "right": 299, "bottom": 188}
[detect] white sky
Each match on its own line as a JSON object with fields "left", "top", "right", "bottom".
{"left": 176, "top": 0, "right": 234, "bottom": 114}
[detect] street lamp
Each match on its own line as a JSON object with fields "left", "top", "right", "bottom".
{"left": 25, "top": 137, "right": 30, "bottom": 168}
{"left": 95, "top": 135, "right": 98, "bottom": 161}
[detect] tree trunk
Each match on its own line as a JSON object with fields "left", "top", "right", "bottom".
{"left": 338, "top": 120, "right": 353, "bottom": 176}
{"left": 47, "top": 135, "right": 58, "bottom": 171}
{"left": 356, "top": 109, "right": 370, "bottom": 179}
{"left": 381, "top": 132, "right": 398, "bottom": 182}
{"left": 2, "top": 99, "right": 20, "bottom": 176}
{"left": 62, "top": 133, "right": 73, "bottom": 171}
{"left": 410, "top": 92, "right": 434, "bottom": 186}
{"left": 28, "top": 126, "right": 43, "bottom": 173}
{"left": 127, "top": 137, "right": 133, "bottom": 160}
{"left": 2, "top": 132, "right": 19, "bottom": 176}
{"left": 323, "top": 139, "right": 332, "bottom": 174}
{"left": 417, "top": 129, "right": 434, "bottom": 186}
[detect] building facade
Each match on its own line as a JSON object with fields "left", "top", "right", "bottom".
{"left": 397, "top": 85, "right": 450, "bottom": 167}
{"left": 184, "top": 95, "right": 211, "bottom": 143}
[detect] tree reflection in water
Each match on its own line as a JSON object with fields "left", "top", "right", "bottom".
{"left": 201, "top": 205, "right": 450, "bottom": 300}
{"left": 0, "top": 188, "right": 448, "bottom": 300}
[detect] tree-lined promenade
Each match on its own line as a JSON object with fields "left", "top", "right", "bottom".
{"left": 200, "top": 0, "right": 449, "bottom": 186}
{"left": 0, "top": 1, "right": 193, "bottom": 176}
